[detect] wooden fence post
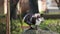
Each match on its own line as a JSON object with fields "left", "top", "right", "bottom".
{"left": 6, "top": 0, "right": 10, "bottom": 34}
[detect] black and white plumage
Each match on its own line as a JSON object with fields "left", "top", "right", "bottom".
{"left": 22, "top": 0, "right": 45, "bottom": 29}
{"left": 23, "top": 13, "right": 44, "bottom": 29}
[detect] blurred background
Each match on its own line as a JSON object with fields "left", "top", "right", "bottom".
{"left": 0, "top": 0, "right": 60, "bottom": 34}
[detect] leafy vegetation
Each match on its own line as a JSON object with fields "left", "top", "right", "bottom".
{"left": 0, "top": 15, "right": 6, "bottom": 34}
{"left": 40, "top": 19, "right": 60, "bottom": 33}
{"left": 0, "top": 16, "right": 60, "bottom": 34}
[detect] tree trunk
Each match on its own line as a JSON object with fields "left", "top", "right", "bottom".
{"left": 10, "top": 0, "right": 19, "bottom": 20}
{"left": 55, "top": 0, "right": 60, "bottom": 9}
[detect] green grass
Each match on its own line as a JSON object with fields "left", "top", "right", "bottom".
{"left": 19, "top": 19, "right": 60, "bottom": 33}
{"left": 0, "top": 16, "right": 60, "bottom": 34}
{"left": 40, "top": 19, "right": 60, "bottom": 33}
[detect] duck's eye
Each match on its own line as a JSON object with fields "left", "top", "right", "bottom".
{"left": 37, "top": 16, "right": 40, "bottom": 18}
